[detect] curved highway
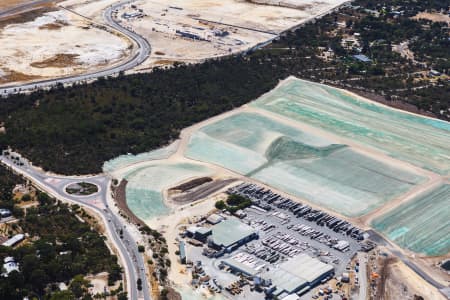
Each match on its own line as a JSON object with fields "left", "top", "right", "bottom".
{"left": 1, "top": 0, "right": 151, "bottom": 96}
{"left": 0, "top": 154, "right": 152, "bottom": 300}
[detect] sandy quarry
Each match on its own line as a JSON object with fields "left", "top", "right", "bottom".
{"left": 113, "top": 0, "right": 347, "bottom": 71}
{"left": 0, "top": 8, "right": 132, "bottom": 86}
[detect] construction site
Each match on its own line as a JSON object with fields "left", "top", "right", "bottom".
{"left": 0, "top": 0, "right": 134, "bottom": 86}
{"left": 112, "top": 0, "right": 347, "bottom": 69}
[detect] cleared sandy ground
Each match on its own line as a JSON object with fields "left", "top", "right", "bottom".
{"left": 114, "top": 0, "right": 347, "bottom": 70}
{"left": 0, "top": 0, "right": 31, "bottom": 10}
{"left": 412, "top": 12, "right": 450, "bottom": 24}
{"left": 0, "top": 7, "right": 132, "bottom": 86}
{"left": 60, "top": 0, "right": 120, "bottom": 21}
{"left": 384, "top": 258, "right": 446, "bottom": 300}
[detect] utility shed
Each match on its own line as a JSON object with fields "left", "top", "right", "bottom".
{"left": 265, "top": 254, "right": 334, "bottom": 296}
{"left": 210, "top": 218, "right": 257, "bottom": 251}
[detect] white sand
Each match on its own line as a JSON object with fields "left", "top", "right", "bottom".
{"left": 0, "top": 9, "right": 131, "bottom": 84}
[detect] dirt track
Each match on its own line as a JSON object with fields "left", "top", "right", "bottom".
{"left": 112, "top": 179, "right": 146, "bottom": 227}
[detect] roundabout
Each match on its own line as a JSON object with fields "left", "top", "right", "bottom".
{"left": 65, "top": 181, "right": 100, "bottom": 196}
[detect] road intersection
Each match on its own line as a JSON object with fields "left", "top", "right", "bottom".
{"left": 0, "top": 153, "right": 151, "bottom": 300}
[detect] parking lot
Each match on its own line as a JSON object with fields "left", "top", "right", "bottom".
{"left": 180, "top": 182, "right": 374, "bottom": 299}
{"left": 241, "top": 204, "right": 359, "bottom": 276}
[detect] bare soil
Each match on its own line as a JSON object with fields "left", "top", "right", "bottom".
{"left": 38, "top": 20, "right": 67, "bottom": 30}
{"left": 112, "top": 179, "right": 146, "bottom": 227}
{"left": 0, "top": 7, "right": 55, "bottom": 28}
{"left": 348, "top": 88, "right": 437, "bottom": 119}
{"left": 0, "top": 69, "right": 41, "bottom": 84}
{"left": 412, "top": 12, "right": 450, "bottom": 24}
{"left": 30, "top": 53, "right": 80, "bottom": 68}
{"left": 169, "top": 177, "right": 213, "bottom": 192}
{"left": 0, "top": 0, "right": 32, "bottom": 11}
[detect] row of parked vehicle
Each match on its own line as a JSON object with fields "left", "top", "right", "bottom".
{"left": 287, "top": 224, "right": 346, "bottom": 251}
{"left": 228, "top": 183, "right": 365, "bottom": 241}
{"left": 261, "top": 235, "right": 303, "bottom": 257}
{"left": 245, "top": 244, "right": 281, "bottom": 264}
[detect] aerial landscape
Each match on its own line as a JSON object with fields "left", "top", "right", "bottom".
{"left": 0, "top": 0, "right": 449, "bottom": 300}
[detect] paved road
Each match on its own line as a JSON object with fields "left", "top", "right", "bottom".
{"left": 367, "top": 230, "right": 446, "bottom": 290}
{"left": 0, "top": 0, "right": 55, "bottom": 19}
{"left": 357, "top": 252, "right": 368, "bottom": 300}
{"left": 0, "top": 154, "right": 152, "bottom": 300}
{"left": 1, "top": 0, "right": 151, "bottom": 96}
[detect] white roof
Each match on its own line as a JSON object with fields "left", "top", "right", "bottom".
{"left": 2, "top": 234, "right": 25, "bottom": 247}
{"left": 211, "top": 219, "right": 255, "bottom": 248}
{"left": 207, "top": 213, "right": 224, "bottom": 224}
{"left": 3, "top": 258, "right": 19, "bottom": 275}
{"left": 282, "top": 294, "right": 300, "bottom": 300}
{"left": 334, "top": 240, "right": 350, "bottom": 250}
{"left": 59, "top": 282, "right": 68, "bottom": 291}
{"left": 265, "top": 254, "right": 334, "bottom": 294}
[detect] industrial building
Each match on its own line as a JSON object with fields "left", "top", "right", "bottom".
{"left": 221, "top": 257, "right": 261, "bottom": 277}
{"left": 206, "top": 213, "right": 223, "bottom": 225}
{"left": 209, "top": 218, "right": 257, "bottom": 252}
{"left": 264, "top": 254, "right": 334, "bottom": 297}
{"left": 185, "top": 226, "right": 211, "bottom": 242}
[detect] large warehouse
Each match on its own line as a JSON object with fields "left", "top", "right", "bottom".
{"left": 265, "top": 254, "right": 334, "bottom": 297}
{"left": 209, "top": 218, "right": 257, "bottom": 252}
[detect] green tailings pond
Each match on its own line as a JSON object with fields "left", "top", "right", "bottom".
{"left": 123, "top": 163, "right": 213, "bottom": 221}
{"left": 102, "top": 141, "right": 179, "bottom": 173}
{"left": 372, "top": 184, "right": 450, "bottom": 256}
{"left": 251, "top": 78, "right": 450, "bottom": 175}
{"left": 186, "top": 112, "right": 424, "bottom": 217}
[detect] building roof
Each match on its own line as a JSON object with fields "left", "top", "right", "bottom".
{"left": 179, "top": 241, "right": 186, "bottom": 260}
{"left": 196, "top": 227, "right": 212, "bottom": 235}
{"left": 265, "top": 254, "right": 334, "bottom": 294}
{"left": 2, "top": 234, "right": 24, "bottom": 247}
{"left": 206, "top": 213, "right": 224, "bottom": 224}
{"left": 222, "top": 257, "right": 260, "bottom": 276}
{"left": 353, "top": 54, "right": 372, "bottom": 62}
{"left": 2, "top": 257, "right": 19, "bottom": 276}
{"left": 269, "top": 268, "right": 307, "bottom": 294}
{"left": 334, "top": 240, "right": 350, "bottom": 250}
{"left": 187, "top": 226, "right": 211, "bottom": 236}
{"left": 211, "top": 218, "right": 255, "bottom": 248}
{"left": 282, "top": 294, "right": 301, "bottom": 300}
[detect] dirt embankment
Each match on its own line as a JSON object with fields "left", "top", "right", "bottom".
{"left": 169, "top": 177, "right": 213, "bottom": 192}
{"left": 30, "top": 53, "right": 80, "bottom": 68}
{"left": 170, "top": 178, "right": 237, "bottom": 204}
{"left": 112, "top": 179, "right": 146, "bottom": 227}
{"left": 245, "top": 0, "right": 312, "bottom": 10}
{"left": 349, "top": 89, "right": 437, "bottom": 119}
